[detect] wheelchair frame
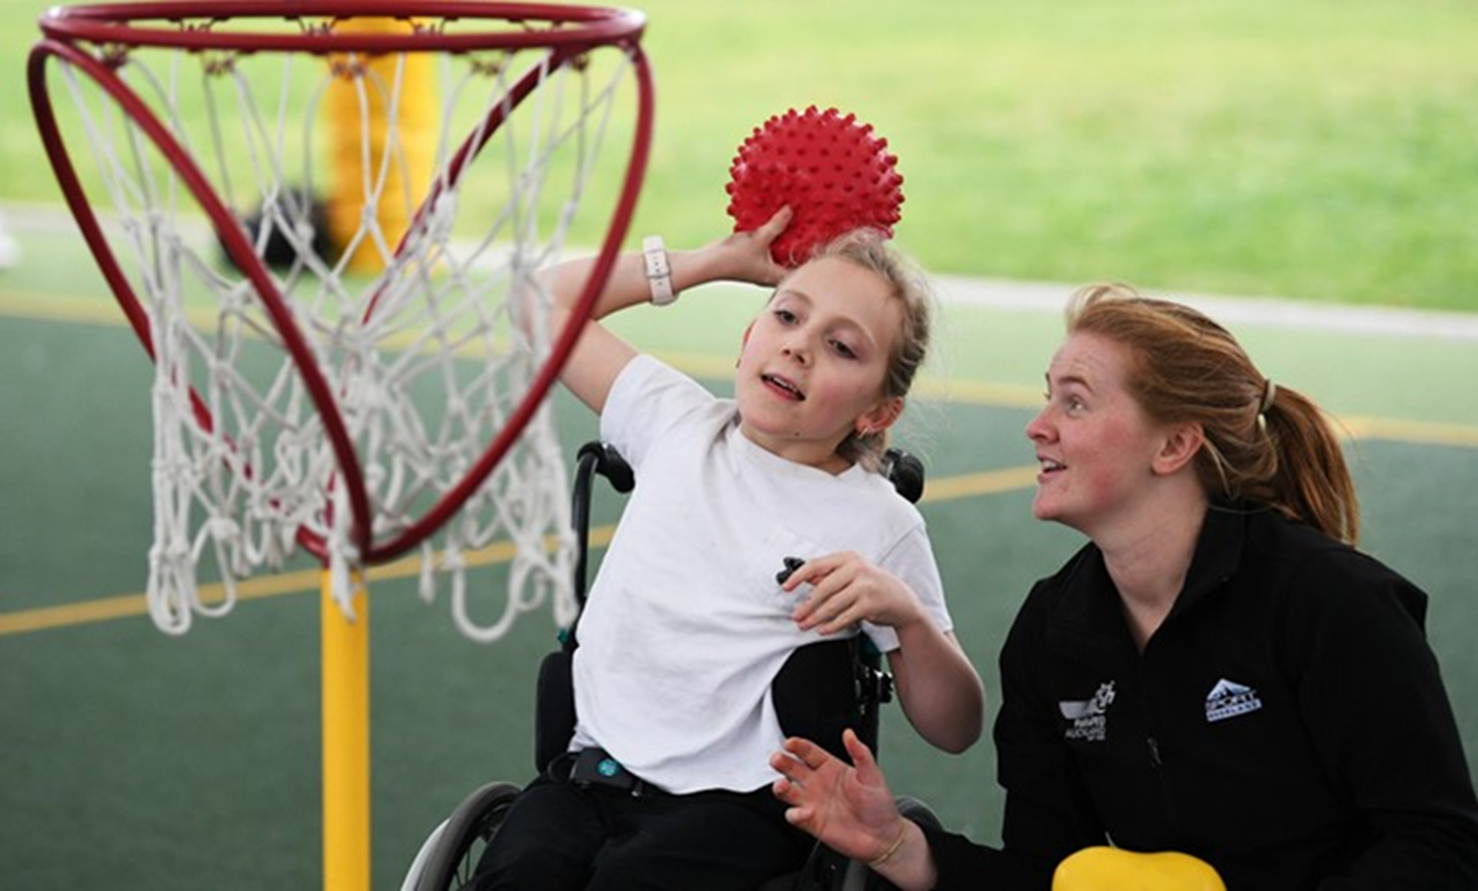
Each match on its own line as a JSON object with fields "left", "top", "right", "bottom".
{"left": 402, "top": 441, "right": 937, "bottom": 891}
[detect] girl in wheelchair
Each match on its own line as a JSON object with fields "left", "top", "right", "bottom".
{"left": 469, "top": 208, "right": 985, "bottom": 889}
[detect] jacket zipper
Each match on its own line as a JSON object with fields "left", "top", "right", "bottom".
{"left": 1140, "top": 652, "right": 1180, "bottom": 829}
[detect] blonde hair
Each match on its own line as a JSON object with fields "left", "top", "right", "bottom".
{"left": 805, "top": 229, "right": 934, "bottom": 471}
{"left": 1065, "top": 283, "right": 1359, "bottom": 545}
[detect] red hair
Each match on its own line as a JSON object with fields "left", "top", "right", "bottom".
{"left": 1065, "top": 284, "right": 1359, "bottom": 545}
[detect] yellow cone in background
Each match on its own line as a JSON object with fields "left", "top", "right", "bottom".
{"left": 324, "top": 18, "right": 435, "bottom": 274}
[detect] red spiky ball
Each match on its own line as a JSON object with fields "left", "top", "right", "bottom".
{"left": 725, "top": 106, "right": 904, "bottom": 268}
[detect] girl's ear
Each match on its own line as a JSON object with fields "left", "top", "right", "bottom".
{"left": 1152, "top": 422, "right": 1205, "bottom": 476}
{"left": 856, "top": 396, "right": 904, "bottom": 437}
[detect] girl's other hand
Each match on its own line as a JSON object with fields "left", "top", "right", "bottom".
{"left": 783, "top": 551, "right": 924, "bottom": 635}
{"left": 707, "top": 205, "right": 793, "bottom": 287}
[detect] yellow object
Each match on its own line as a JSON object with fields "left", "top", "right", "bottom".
{"left": 1053, "top": 846, "right": 1226, "bottom": 891}
{"left": 324, "top": 18, "right": 436, "bottom": 274}
{"left": 322, "top": 572, "right": 370, "bottom": 891}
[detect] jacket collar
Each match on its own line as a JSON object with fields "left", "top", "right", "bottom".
{"left": 1047, "top": 505, "right": 1252, "bottom": 658}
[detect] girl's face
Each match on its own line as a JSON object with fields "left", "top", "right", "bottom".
{"left": 1025, "top": 332, "right": 1171, "bottom": 537}
{"left": 735, "top": 256, "right": 902, "bottom": 472}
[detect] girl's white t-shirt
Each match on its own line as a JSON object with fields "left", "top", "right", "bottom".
{"left": 569, "top": 355, "right": 951, "bottom": 794}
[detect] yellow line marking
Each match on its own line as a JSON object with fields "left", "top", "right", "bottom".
{"left": 0, "top": 593, "right": 151, "bottom": 634}
{"left": 5, "top": 409, "right": 1476, "bottom": 637}
{"left": 0, "top": 287, "right": 136, "bottom": 327}
{"left": 0, "top": 465, "right": 1031, "bottom": 637}
{"left": 1339, "top": 415, "right": 1478, "bottom": 449}
{"left": 0, "top": 526, "right": 619, "bottom": 637}
{"left": 922, "top": 465, "right": 1042, "bottom": 501}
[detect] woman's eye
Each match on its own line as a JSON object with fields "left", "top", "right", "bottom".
{"left": 1045, "top": 389, "right": 1085, "bottom": 413}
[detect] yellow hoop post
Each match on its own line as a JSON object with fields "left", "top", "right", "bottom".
{"left": 319, "top": 20, "right": 431, "bottom": 888}
{"left": 321, "top": 572, "right": 370, "bottom": 891}
{"left": 325, "top": 18, "right": 436, "bottom": 274}
{"left": 1053, "top": 846, "right": 1226, "bottom": 891}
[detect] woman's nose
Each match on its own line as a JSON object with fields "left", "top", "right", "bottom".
{"left": 1025, "top": 408, "right": 1051, "bottom": 442}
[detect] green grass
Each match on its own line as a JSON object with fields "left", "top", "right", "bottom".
{"left": 4, "top": 0, "right": 1477, "bottom": 309}
{"left": 620, "top": 0, "right": 1478, "bottom": 310}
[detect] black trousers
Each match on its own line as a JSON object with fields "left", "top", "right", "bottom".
{"left": 471, "top": 770, "right": 811, "bottom": 890}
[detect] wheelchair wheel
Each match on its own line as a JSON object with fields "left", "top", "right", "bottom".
{"left": 894, "top": 795, "right": 942, "bottom": 831}
{"left": 408, "top": 781, "right": 522, "bottom": 891}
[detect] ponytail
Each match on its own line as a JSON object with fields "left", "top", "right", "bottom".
{"left": 1253, "top": 384, "right": 1360, "bottom": 544}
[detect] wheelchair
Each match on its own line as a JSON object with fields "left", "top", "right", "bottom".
{"left": 402, "top": 441, "right": 941, "bottom": 891}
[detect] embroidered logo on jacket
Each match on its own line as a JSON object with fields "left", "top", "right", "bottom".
{"left": 1059, "top": 681, "right": 1117, "bottom": 741}
{"left": 1205, "top": 678, "right": 1263, "bottom": 723}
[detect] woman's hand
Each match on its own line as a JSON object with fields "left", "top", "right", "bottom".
{"left": 771, "top": 730, "right": 903, "bottom": 859}
{"left": 771, "top": 731, "right": 938, "bottom": 890}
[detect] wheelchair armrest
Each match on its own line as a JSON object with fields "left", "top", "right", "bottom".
{"left": 534, "top": 649, "right": 577, "bottom": 775}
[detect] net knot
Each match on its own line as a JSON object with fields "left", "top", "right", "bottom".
{"left": 205, "top": 515, "right": 242, "bottom": 542}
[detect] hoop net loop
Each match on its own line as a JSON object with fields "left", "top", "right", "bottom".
{"left": 29, "top": 2, "right": 654, "bottom": 640}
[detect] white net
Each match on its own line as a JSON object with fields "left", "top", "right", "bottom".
{"left": 37, "top": 13, "right": 649, "bottom": 640}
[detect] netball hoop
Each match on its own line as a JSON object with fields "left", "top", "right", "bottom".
{"left": 29, "top": 1, "right": 654, "bottom": 638}
{"left": 29, "top": 3, "right": 653, "bottom": 888}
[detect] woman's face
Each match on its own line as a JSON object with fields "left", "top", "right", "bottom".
{"left": 734, "top": 255, "right": 902, "bottom": 471}
{"left": 1025, "top": 332, "right": 1171, "bottom": 536}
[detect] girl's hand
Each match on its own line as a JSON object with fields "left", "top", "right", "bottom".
{"left": 702, "top": 205, "right": 793, "bottom": 287}
{"left": 783, "top": 551, "right": 925, "bottom": 635}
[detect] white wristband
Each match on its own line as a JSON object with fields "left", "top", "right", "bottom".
{"left": 642, "top": 235, "right": 677, "bottom": 306}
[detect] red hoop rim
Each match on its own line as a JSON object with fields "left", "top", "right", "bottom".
{"left": 39, "top": 1, "right": 646, "bottom": 54}
{"left": 28, "top": 6, "right": 657, "bottom": 567}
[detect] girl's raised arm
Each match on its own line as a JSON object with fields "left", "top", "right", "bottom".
{"left": 544, "top": 207, "right": 793, "bottom": 414}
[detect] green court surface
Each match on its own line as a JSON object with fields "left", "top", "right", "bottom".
{"left": 1, "top": 218, "right": 1476, "bottom": 889}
